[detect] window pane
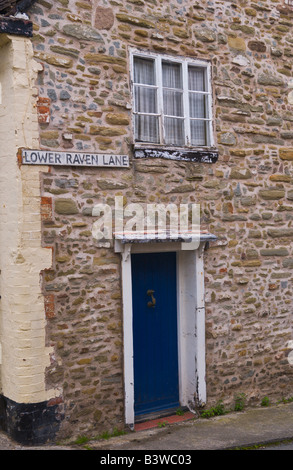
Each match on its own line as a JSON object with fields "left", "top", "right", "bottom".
{"left": 189, "top": 93, "right": 207, "bottom": 119}
{"left": 162, "top": 61, "right": 182, "bottom": 89}
{"left": 188, "top": 66, "right": 206, "bottom": 92}
{"left": 164, "top": 117, "right": 185, "bottom": 146}
{"left": 132, "top": 54, "right": 212, "bottom": 147}
{"left": 135, "top": 86, "right": 157, "bottom": 114}
{"left": 163, "top": 90, "right": 183, "bottom": 117}
{"left": 135, "top": 114, "right": 159, "bottom": 143}
{"left": 134, "top": 57, "right": 155, "bottom": 85}
{"left": 190, "top": 120, "right": 207, "bottom": 146}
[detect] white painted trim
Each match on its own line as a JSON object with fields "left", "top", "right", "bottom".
{"left": 177, "top": 251, "right": 197, "bottom": 408}
{"left": 117, "top": 240, "right": 207, "bottom": 428}
{"left": 206, "top": 62, "right": 215, "bottom": 148}
{"left": 156, "top": 54, "right": 164, "bottom": 143}
{"left": 195, "top": 248, "right": 207, "bottom": 405}
{"left": 121, "top": 244, "right": 135, "bottom": 429}
{"left": 182, "top": 61, "right": 190, "bottom": 146}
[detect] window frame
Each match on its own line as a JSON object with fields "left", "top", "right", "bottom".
{"left": 130, "top": 48, "right": 215, "bottom": 150}
{"left": 285, "top": 0, "right": 293, "bottom": 6}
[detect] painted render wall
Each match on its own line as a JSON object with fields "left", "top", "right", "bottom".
{"left": 1, "top": 0, "right": 293, "bottom": 443}
{"left": 0, "top": 34, "right": 57, "bottom": 405}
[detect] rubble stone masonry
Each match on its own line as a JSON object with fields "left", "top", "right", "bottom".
{"left": 18, "top": 0, "right": 293, "bottom": 439}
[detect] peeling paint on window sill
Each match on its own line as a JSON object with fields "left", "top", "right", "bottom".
{"left": 133, "top": 146, "right": 219, "bottom": 163}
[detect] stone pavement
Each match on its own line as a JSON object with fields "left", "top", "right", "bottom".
{"left": 0, "top": 402, "right": 292, "bottom": 450}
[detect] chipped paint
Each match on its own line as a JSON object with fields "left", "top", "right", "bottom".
{"left": 0, "top": 16, "right": 33, "bottom": 36}
{"left": 134, "top": 147, "right": 218, "bottom": 163}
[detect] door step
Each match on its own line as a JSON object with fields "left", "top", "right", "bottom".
{"left": 134, "top": 409, "right": 194, "bottom": 432}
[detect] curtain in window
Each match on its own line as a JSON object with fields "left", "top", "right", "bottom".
{"left": 133, "top": 56, "right": 210, "bottom": 147}
{"left": 188, "top": 66, "right": 207, "bottom": 146}
{"left": 133, "top": 57, "right": 159, "bottom": 143}
{"left": 162, "top": 61, "right": 184, "bottom": 146}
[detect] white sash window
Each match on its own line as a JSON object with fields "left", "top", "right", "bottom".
{"left": 131, "top": 50, "right": 213, "bottom": 148}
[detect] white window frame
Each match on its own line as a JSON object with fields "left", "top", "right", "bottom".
{"left": 130, "top": 48, "right": 214, "bottom": 149}
{"left": 285, "top": 0, "right": 293, "bottom": 5}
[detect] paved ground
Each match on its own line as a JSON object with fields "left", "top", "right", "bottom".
{"left": 86, "top": 402, "right": 293, "bottom": 451}
{"left": 0, "top": 402, "right": 292, "bottom": 451}
{"left": 261, "top": 442, "right": 293, "bottom": 450}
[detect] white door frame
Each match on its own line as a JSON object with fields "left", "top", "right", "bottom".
{"left": 115, "top": 239, "right": 207, "bottom": 429}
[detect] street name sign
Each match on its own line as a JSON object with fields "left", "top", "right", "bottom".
{"left": 21, "top": 149, "right": 129, "bottom": 168}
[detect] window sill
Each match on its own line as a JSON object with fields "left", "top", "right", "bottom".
{"left": 133, "top": 144, "right": 219, "bottom": 163}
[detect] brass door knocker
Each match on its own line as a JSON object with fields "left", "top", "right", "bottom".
{"left": 147, "top": 289, "right": 156, "bottom": 308}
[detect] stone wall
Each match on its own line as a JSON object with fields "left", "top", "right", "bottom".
{"left": 26, "top": 0, "right": 293, "bottom": 438}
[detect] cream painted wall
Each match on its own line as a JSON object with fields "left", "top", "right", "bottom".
{"left": 0, "top": 35, "right": 59, "bottom": 403}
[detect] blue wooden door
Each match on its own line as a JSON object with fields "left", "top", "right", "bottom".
{"left": 132, "top": 252, "right": 179, "bottom": 416}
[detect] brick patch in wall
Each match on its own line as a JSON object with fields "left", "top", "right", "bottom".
{"left": 47, "top": 396, "right": 63, "bottom": 407}
{"left": 37, "top": 97, "right": 51, "bottom": 124}
{"left": 41, "top": 196, "right": 52, "bottom": 221}
{"left": 44, "top": 294, "right": 55, "bottom": 319}
{"left": 17, "top": 148, "right": 22, "bottom": 168}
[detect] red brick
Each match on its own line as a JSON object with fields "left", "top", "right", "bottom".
{"left": 134, "top": 411, "right": 194, "bottom": 432}
{"left": 44, "top": 294, "right": 55, "bottom": 319}
{"left": 37, "top": 97, "right": 51, "bottom": 124}
{"left": 48, "top": 397, "right": 63, "bottom": 407}
{"left": 41, "top": 196, "right": 52, "bottom": 220}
